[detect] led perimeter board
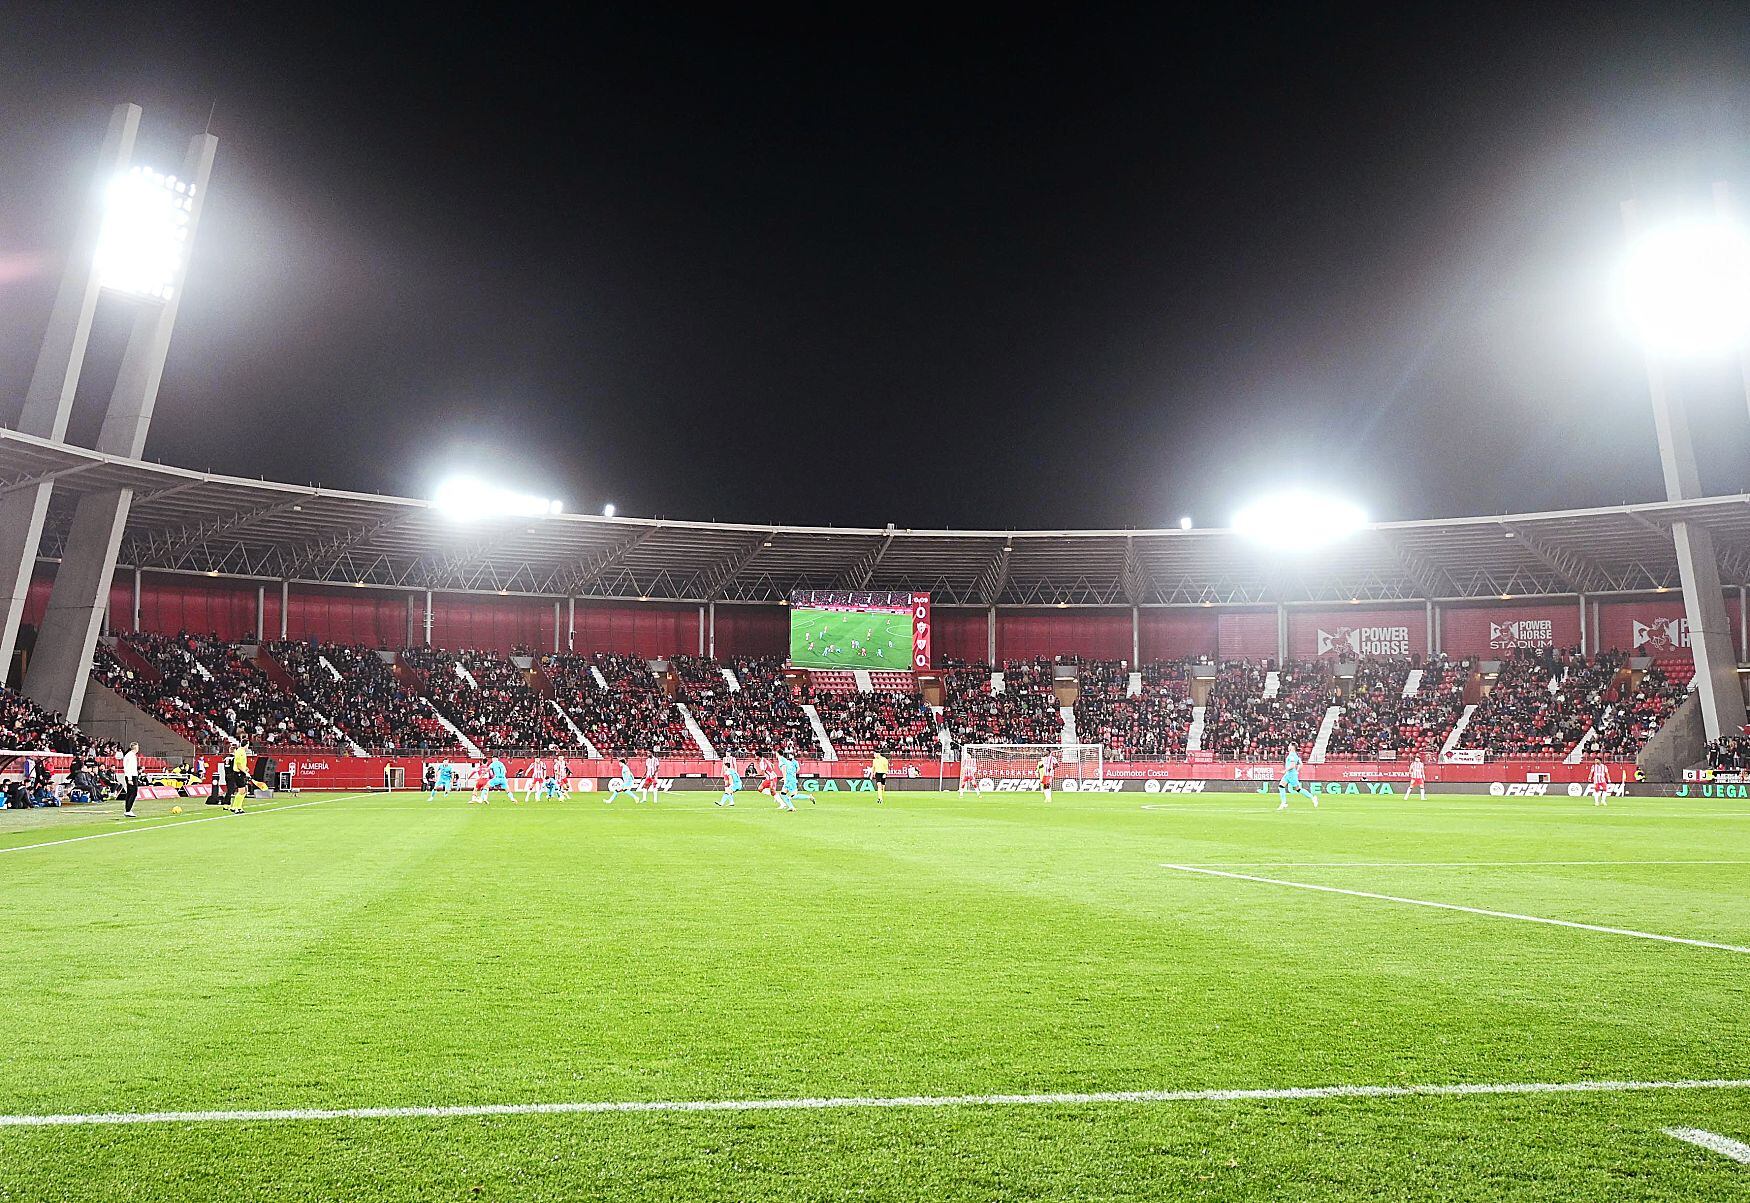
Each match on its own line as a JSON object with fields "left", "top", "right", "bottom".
{"left": 789, "top": 590, "right": 932, "bottom": 671}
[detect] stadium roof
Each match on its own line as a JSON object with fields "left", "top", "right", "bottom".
{"left": 4, "top": 428, "right": 1748, "bottom": 607}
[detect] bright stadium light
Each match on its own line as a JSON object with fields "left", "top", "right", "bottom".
{"left": 1232, "top": 491, "right": 1367, "bottom": 550}
{"left": 433, "top": 477, "right": 562, "bottom": 521}
{"left": 602, "top": 503, "right": 616, "bottom": 517}
{"left": 93, "top": 165, "right": 195, "bottom": 301}
{"left": 1617, "top": 217, "right": 1750, "bottom": 356}
{"left": 1178, "top": 515, "right": 1193, "bottom": 530}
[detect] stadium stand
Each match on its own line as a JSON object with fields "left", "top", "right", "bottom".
{"left": 1324, "top": 654, "right": 1469, "bottom": 758}
{"left": 1203, "top": 659, "right": 1339, "bottom": 759}
{"left": 814, "top": 688, "right": 941, "bottom": 757}
{"left": 550, "top": 653, "right": 691, "bottom": 756}
{"left": 674, "top": 655, "right": 819, "bottom": 757}
{"left": 270, "top": 641, "right": 461, "bottom": 754}
{"left": 1072, "top": 659, "right": 1195, "bottom": 759}
{"left": 939, "top": 658, "right": 1060, "bottom": 749}
{"left": 403, "top": 647, "right": 570, "bottom": 752}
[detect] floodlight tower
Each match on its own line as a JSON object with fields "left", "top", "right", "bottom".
{"left": 0, "top": 104, "right": 217, "bottom": 721}
{"left": 1620, "top": 189, "right": 1750, "bottom": 743}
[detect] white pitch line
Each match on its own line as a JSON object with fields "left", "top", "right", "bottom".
{"left": 1178, "top": 860, "right": 1750, "bottom": 869}
{"left": 4, "top": 1077, "right": 1750, "bottom": 1129}
{"left": 0, "top": 793, "right": 374, "bottom": 855}
{"left": 1664, "top": 1126, "right": 1750, "bottom": 1164}
{"left": 1160, "top": 864, "right": 1750, "bottom": 955}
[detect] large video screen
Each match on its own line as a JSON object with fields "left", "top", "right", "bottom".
{"left": 789, "top": 590, "right": 931, "bottom": 670}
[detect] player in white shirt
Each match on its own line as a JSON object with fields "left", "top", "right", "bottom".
{"left": 1589, "top": 758, "right": 1612, "bottom": 806}
{"left": 1407, "top": 753, "right": 1427, "bottom": 800}
{"left": 521, "top": 757, "right": 546, "bottom": 802}
{"left": 640, "top": 753, "right": 661, "bottom": 802}
{"left": 552, "top": 756, "right": 570, "bottom": 799}
{"left": 1037, "top": 752, "right": 1057, "bottom": 804}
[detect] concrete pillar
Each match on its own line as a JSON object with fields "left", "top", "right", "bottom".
{"left": 698, "top": 605, "right": 705, "bottom": 656}
{"left": 280, "top": 580, "right": 289, "bottom": 640}
{"left": 553, "top": 599, "right": 561, "bottom": 654}
{"left": 23, "top": 126, "right": 218, "bottom": 723}
{"left": 1425, "top": 600, "right": 1435, "bottom": 656}
{"left": 567, "top": 596, "right": 576, "bottom": 651}
{"left": 0, "top": 105, "right": 140, "bottom": 677}
{"left": 1622, "top": 196, "right": 1749, "bottom": 741}
{"left": 131, "top": 566, "right": 141, "bottom": 633}
{"left": 1131, "top": 606, "right": 1140, "bottom": 665}
{"left": 256, "top": 583, "right": 265, "bottom": 643}
{"left": 423, "top": 590, "right": 433, "bottom": 645}
{"left": 1276, "top": 604, "right": 1288, "bottom": 666}
{"left": 707, "top": 601, "right": 716, "bottom": 658}
{"left": 1578, "top": 593, "right": 1588, "bottom": 655}
{"left": 987, "top": 606, "right": 997, "bottom": 663}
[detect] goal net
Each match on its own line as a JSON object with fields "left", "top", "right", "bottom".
{"left": 958, "top": 743, "right": 1104, "bottom": 792}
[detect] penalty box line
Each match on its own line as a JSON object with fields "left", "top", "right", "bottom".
{"left": 5, "top": 1078, "right": 1750, "bottom": 1129}
{"left": 1160, "top": 864, "right": 1750, "bottom": 955}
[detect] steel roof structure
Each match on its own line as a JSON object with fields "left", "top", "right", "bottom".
{"left": 3, "top": 428, "right": 1747, "bottom": 607}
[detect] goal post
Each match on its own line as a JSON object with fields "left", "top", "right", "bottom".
{"left": 958, "top": 743, "right": 1104, "bottom": 792}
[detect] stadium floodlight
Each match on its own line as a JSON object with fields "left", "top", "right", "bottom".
{"left": 1617, "top": 217, "right": 1750, "bottom": 356}
{"left": 1178, "top": 515, "right": 1193, "bottom": 530}
{"left": 1232, "top": 491, "right": 1366, "bottom": 550}
{"left": 602, "top": 503, "right": 616, "bottom": 517}
{"left": 433, "top": 477, "right": 563, "bottom": 521}
{"left": 93, "top": 165, "right": 195, "bottom": 301}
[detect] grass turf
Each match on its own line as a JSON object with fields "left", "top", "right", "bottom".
{"left": 3, "top": 788, "right": 1750, "bottom": 1199}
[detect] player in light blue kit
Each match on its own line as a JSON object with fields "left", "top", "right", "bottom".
{"left": 428, "top": 759, "right": 454, "bottom": 800}
{"left": 777, "top": 749, "right": 800, "bottom": 812}
{"left": 716, "top": 753, "right": 742, "bottom": 807}
{"left": 476, "top": 756, "right": 511, "bottom": 805}
{"left": 1277, "top": 746, "right": 1318, "bottom": 810}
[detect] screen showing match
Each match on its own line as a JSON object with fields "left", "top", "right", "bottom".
{"left": 789, "top": 590, "right": 931, "bottom": 671}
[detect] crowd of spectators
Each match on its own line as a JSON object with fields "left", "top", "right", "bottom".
{"left": 100, "top": 632, "right": 343, "bottom": 750}
{"left": 1324, "top": 654, "right": 1469, "bottom": 758}
{"left": 815, "top": 688, "right": 942, "bottom": 756}
{"left": 404, "top": 647, "right": 570, "bottom": 752}
{"left": 1588, "top": 661, "right": 1687, "bottom": 757}
{"left": 1460, "top": 649, "right": 1629, "bottom": 757}
{"left": 676, "top": 656, "right": 820, "bottom": 757}
{"left": 0, "top": 685, "right": 109, "bottom": 755}
{"left": 1072, "top": 659, "right": 1194, "bottom": 759}
{"left": 270, "top": 641, "right": 459, "bottom": 753}
{"left": 1203, "top": 660, "right": 1338, "bottom": 759}
{"left": 546, "top": 653, "right": 690, "bottom": 756}
{"left": 1708, "top": 735, "right": 1750, "bottom": 773}
{"left": 939, "top": 658, "right": 1061, "bottom": 750}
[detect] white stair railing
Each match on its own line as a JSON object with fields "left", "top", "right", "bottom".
{"left": 802, "top": 703, "right": 836, "bottom": 760}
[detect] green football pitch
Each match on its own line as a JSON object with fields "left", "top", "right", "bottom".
{"left": 789, "top": 607, "right": 911, "bottom": 669}
{"left": 5, "top": 788, "right": 1750, "bottom": 1201}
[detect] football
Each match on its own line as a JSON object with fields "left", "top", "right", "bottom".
{"left": 170, "top": 806, "right": 182, "bottom": 814}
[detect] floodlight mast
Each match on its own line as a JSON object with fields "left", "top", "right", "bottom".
{"left": 0, "top": 103, "right": 218, "bottom": 722}
{"left": 1620, "top": 191, "right": 1748, "bottom": 745}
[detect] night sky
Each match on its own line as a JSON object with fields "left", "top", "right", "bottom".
{"left": 4, "top": 4, "right": 1750, "bottom": 531}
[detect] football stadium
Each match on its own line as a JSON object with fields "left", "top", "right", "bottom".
{"left": 7, "top": 10, "right": 1750, "bottom": 1201}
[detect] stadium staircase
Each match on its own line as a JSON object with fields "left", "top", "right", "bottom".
{"left": 720, "top": 666, "right": 740, "bottom": 693}
{"left": 454, "top": 662, "right": 479, "bottom": 689}
{"left": 1564, "top": 727, "right": 1596, "bottom": 765}
{"left": 548, "top": 699, "right": 602, "bottom": 759}
{"left": 315, "top": 654, "right": 343, "bottom": 683}
{"left": 991, "top": 671, "right": 1005, "bottom": 695}
{"left": 852, "top": 669, "right": 874, "bottom": 692}
{"left": 588, "top": 663, "right": 610, "bottom": 691}
{"left": 1186, "top": 705, "right": 1206, "bottom": 752}
{"left": 1059, "top": 705, "right": 1078, "bottom": 751}
{"left": 675, "top": 701, "right": 717, "bottom": 759}
{"left": 801, "top": 703, "right": 837, "bottom": 760}
{"left": 423, "top": 698, "right": 482, "bottom": 758}
{"left": 1309, "top": 704, "right": 1343, "bottom": 763}
{"left": 1262, "top": 670, "right": 1281, "bottom": 699}
{"left": 254, "top": 648, "right": 302, "bottom": 693}
{"left": 1439, "top": 704, "right": 1477, "bottom": 762}
{"left": 1637, "top": 688, "right": 1709, "bottom": 781}
{"left": 1401, "top": 668, "right": 1423, "bottom": 697}
{"left": 1126, "top": 671, "right": 1143, "bottom": 697}
{"left": 106, "top": 636, "right": 162, "bottom": 683}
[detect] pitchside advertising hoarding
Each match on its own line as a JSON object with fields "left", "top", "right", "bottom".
{"left": 788, "top": 589, "right": 931, "bottom": 670}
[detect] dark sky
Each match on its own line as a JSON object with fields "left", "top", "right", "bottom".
{"left": 4, "top": 4, "right": 1750, "bottom": 531}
